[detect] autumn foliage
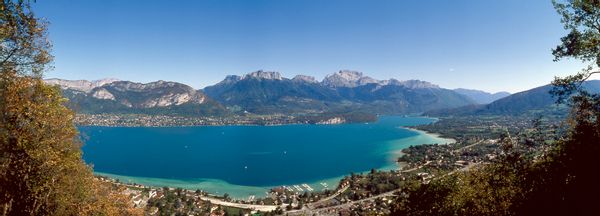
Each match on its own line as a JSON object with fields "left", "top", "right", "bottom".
{"left": 0, "top": 1, "right": 142, "bottom": 215}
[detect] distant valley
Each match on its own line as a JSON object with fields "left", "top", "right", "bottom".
{"left": 427, "top": 80, "right": 600, "bottom": 116}
{"left": 452, "top": 88, "right": 510, "bottom": 104}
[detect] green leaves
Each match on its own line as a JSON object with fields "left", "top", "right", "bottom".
{"left": 552, "top": 0, "right": 600, "bottom": 67}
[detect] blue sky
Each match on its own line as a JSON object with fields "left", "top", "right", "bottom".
{"left": 34, "top": 0, "right": 592, "bottom": 93}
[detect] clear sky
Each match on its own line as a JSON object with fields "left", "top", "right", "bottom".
{"left": 33, "top": 0, "right": 596, "bottom": 93}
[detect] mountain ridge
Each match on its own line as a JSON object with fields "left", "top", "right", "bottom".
{"left": 45, "top": 70, "right": 491, "bottom": 116}
{"left": 427, "top": 80, "right": 600, "bottom": 116}
{"left": 203, "top": 70, "right": 474, "bottom": 114}
{"left": 47, "top": 79, "right": 228, "bottom": 116}
{"left": 45, "top": 78, "right": 120, "bottom": 93}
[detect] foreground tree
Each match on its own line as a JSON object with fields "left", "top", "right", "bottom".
{"left": 525, "top": 0, "right": 600, "bottom": 214}
{"left": 0, "top": 71, "right": 141, "bottom": 215}
{"left": 0, "top": 0, "right": 52, "bottom": 76}
{"left": 392, "top": 1, "right": 600, "bottom": 215}
{"left": 551, "top": 0, "right": 600, "bottom": 95}
{"left": 0, "top": 1, "right": 141, "bottom": 215}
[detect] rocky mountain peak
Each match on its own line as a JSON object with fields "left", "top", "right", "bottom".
{"left": 244, "top": 70, "right": 283, "bottom": 80}
{"left": 322, "top": 70, "right": 368, "bottom": 88}
{"left": 336, "top": 70, "right": 363, "bottom": 80}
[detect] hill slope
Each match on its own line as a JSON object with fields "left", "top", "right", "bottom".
{"left": 427, "top": 80, "right": 600, "bottom": 116}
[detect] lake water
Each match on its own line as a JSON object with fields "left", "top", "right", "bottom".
{"left": 80, "top": 116, "right": 451, "bottom": 198}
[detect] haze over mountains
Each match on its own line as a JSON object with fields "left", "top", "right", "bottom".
{"left": 46, "top": 70, "right": 527, "bottom": 117}
{"left": 453, "top": 88, "right": 511, "bottom": 104}
{"left": 427, "top": 80, "right": 600, "bottom": 116}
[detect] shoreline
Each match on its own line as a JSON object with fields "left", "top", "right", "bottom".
{"left": 75, "top": 114, "right": 429, "bottom": 128}
{"left": 384, "top": 127, "right": 456, "bottom": 171}
{"left": 74, "top": 113, "right": 378, "bottom": 128}
{"left": 94, "top": 171, "right": 344, "bottom": 200}
{"left": 76, "top": 119, "right": 361, "bottom": 128}
{"left": 403, "top": 127, "right": 457, "bottom": 145}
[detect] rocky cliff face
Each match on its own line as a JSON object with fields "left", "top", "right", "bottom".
{"left": 243, "top": 70, "right": 283, "bottom": 80}
{"left": 92, "top": 81, "right": 207, "bottom": 108}
{"left": 322, "top": 70, "right": 370, "bottom": 88}
{"left": 47, "top": 78, "right": 211, "bottom": 108}
{"left": 320, "top": 70, "right": 439, "bottom": 89}
{"left": 45, "top": 78, "right": 119, "bottom": 92}
{"left": 91, "top": 88, "right": 115, "bottom": 100}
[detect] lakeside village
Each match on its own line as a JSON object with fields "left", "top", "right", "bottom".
{"left": 94, "top": 114, "right": 560, "bottom": 215}
{"left": 74, "top": 113, "right": 373, "bottom": 127}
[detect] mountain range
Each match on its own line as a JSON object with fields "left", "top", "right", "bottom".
{"left": 202, "top": 70, "right": 475, "bottom": 114}
{"left": 45, "top": 70, "right": 518, "bottom": 117}
{"left": 54, "top": 79, "right": 227, "bottom": 116}
{"left": 426, "top": 80, "right": 600, "bottom": 116}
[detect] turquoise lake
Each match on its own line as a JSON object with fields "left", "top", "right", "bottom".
{"left": 80, "top": 116, "right": 452, "bottom": 198}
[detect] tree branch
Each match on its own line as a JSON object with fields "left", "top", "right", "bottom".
{"left": 0, "top": 48, "right": 19, "bottom": 67}
{"left": 583, "top": 71, "right": 600, "bottom": 81}
{"left": 575, "top": 71, "right": 600, "bottom": 89}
